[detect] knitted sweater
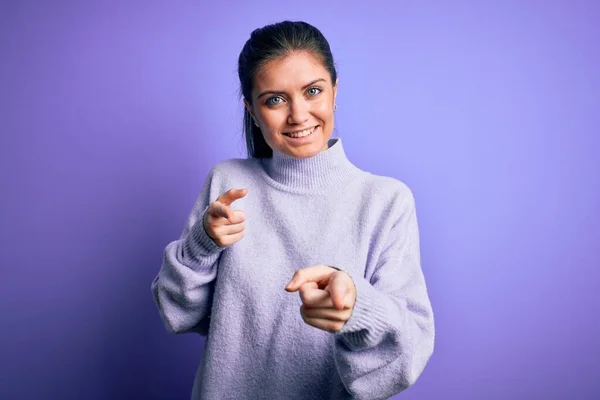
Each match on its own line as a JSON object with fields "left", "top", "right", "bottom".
{"left": 151, "top": 137, "right": 435, "bottom": 400}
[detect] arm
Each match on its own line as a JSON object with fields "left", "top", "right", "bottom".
{"left": 151, "top": 167, "right": 225, "bottom": 335}
{"left": 333, "top": 189, "right": 435, "bottom": 399}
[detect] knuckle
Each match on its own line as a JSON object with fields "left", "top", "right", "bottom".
{"left": 299, "top": 290, "right": 307, "bottom": 303}
{"left": 233, "top": 210, "right": 245, "bottom": 222}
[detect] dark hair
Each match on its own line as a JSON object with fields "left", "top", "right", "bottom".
{"left": 237, "top": 21, "right": 338, "bottom": 158}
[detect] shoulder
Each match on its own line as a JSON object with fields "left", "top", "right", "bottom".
{"left": 197, "top": 158, "right": 262, "bottom": 201}
{"left": 207, "top": 157, "right": 261, "bottom": 181}
{"left": 366, "top": 172, "right": 415, "bottom": 202}
{"left": 360, "top": 172, "right": 417, "bottom": 215}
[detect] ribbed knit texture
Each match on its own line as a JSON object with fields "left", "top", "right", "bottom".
{"left": 151, "top": 137, "right": 435, "bottom": 400}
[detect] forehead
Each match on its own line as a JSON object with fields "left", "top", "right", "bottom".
{"left": 254, "top": 51, "right": 329, "bottom": 91}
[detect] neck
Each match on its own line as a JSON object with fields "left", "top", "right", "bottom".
{"left": 260, "top": 138, "right": 360, "bottom": 193}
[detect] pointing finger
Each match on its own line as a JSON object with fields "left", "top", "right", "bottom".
{"left": 218, "top": 188, "right": 248, "bottom": 206}
{"left": 285, "top": 265, "right": 335, "bottom": 291}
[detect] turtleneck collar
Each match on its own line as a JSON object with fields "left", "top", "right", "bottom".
{"left": 259, "top": 137, "right": 361, "bottom": 194}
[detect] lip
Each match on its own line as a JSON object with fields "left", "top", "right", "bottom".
{"left": 283, "top": 125, "right": 319, "bottom": 144}
{"left": 284, "top": 125, "right": 318, "bottom": 134}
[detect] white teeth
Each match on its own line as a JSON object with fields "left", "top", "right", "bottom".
{"left": 286, "top": 126, "right": 315, "bottom": 138}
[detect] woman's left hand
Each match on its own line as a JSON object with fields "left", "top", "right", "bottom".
{"left": 285, "top": 264, "right": 357, "bottom": 333}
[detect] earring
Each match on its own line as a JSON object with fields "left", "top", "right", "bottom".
{"left": 334, "top": 104, "right": 338, "bottom": 111}
{"left": 253, "top": 119, "right": 259, "bottom": 127}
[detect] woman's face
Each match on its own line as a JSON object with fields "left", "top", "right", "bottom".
{"left": 245, "top": 51, "right": 338, "bottom": 159}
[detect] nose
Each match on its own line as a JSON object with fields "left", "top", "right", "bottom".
{"left": 287, "top": 98, "right": 309, "bottom": 125}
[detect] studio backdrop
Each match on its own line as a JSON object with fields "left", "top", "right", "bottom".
{"left": 1, "top": 1, "right": 598, "bottom": 399}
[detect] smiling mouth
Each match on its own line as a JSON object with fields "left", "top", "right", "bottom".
{"left": 283, "top": 126, "right": 318, "bottom": 138}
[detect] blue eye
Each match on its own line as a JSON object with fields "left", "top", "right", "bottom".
{"left": 266, "top": 96, "right": 282, "bottom": 106}
{"left": 307, "top": 87, "right": 322, "bottom": 96}
{"left": 264, "top": 87, "right": 321, "bottom": 106}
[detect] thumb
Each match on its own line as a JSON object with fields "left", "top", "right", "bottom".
{"left": 209, "top": 201, "right": 235, "bottom": 222}
{"left": 326, "top": 275, "right": 348, "bottom": 311}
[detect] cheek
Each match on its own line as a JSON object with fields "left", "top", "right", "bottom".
{"left": 312, "top": 100, "right": 333, "bottom": 122}
{"left": 258, "top": 109, "right": 286, "bottom": 130}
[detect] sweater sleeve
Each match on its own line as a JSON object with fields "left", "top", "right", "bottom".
{"left": 151, "top": 167, "right": 225, "bottom": 335}
{"left": 332, "top": 189, "right": 435, "bottom": 399}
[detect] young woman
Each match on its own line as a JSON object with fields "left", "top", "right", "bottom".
{"left": 151, "top": 20, "right": 435, "bottom": 400}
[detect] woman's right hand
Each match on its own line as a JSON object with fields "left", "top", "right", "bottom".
{"left": 203, "top": 188, "right": 248, "bottom": 248}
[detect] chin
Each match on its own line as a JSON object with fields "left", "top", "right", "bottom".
{"left": 288, "top": 143, "right": 326, "bottom": 158}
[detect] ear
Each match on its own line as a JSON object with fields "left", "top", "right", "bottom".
{"left": 333, "top": 78, "right": 339, "bottom": 102}
{"left": 244, "top": 99, "right": 255, "bottom": 119}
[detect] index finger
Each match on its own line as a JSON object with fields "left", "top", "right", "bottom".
{"left": 217, "top": 188, "right": 248, "bottom": 206}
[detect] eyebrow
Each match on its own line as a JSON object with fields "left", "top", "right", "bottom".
{"left": 256, "top": 78, "right": 327, "bottom": 99}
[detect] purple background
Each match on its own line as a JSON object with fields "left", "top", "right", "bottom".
{"left": 1, "top": 1, "right": 599, "bottom": 399}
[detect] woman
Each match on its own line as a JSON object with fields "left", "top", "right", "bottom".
{"left": 151, "top": 20, "right": 435, "bottom": 400}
